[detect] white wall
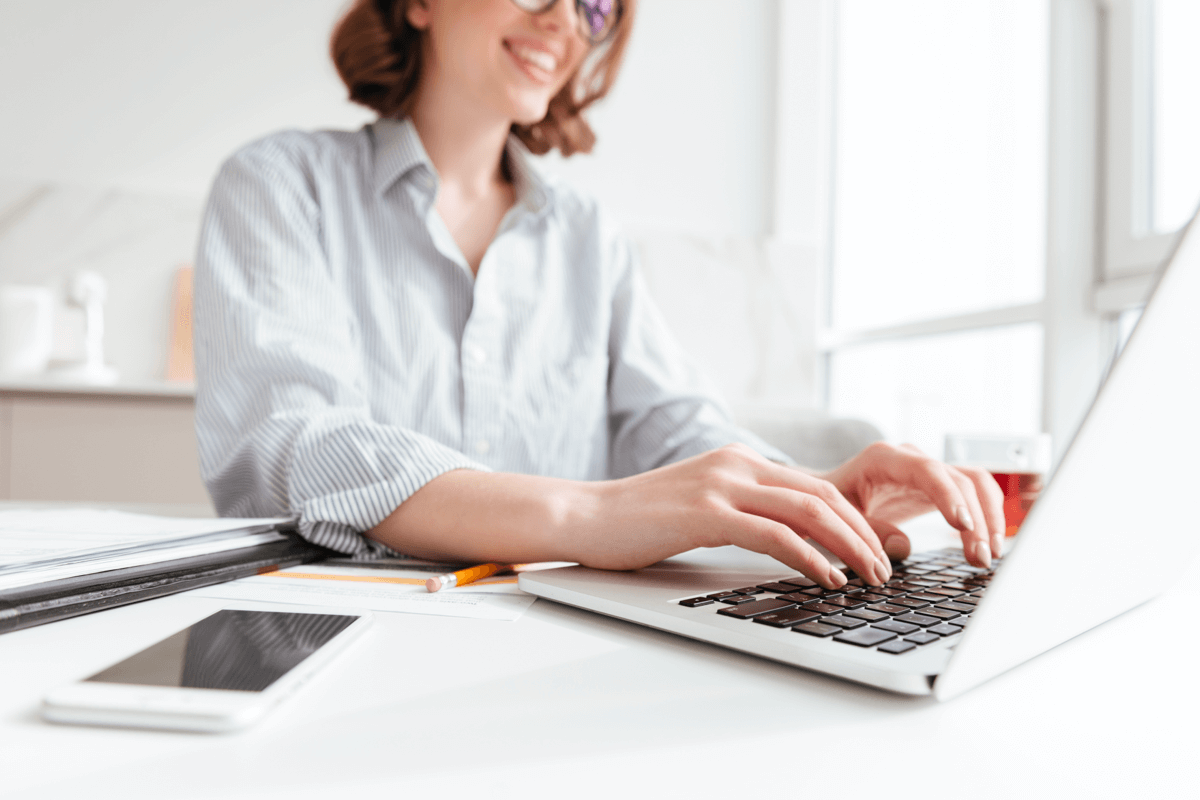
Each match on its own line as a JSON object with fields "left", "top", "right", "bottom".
{"left": 537, "top": 0, "right": 779, "bottom": 238}
{"left": 0, "top": 0, "right": 783, "bottom": 237}
{"left": 0, "top": 0, "right": 373, "bottom": 198}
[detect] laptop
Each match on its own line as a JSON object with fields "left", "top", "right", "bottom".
{"left": 520, "top": 208, "right": 1200, "bottom": 700}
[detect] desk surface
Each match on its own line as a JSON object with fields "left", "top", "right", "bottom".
{"left": 2, "top": 507, "right": 1197, "bottom": 800}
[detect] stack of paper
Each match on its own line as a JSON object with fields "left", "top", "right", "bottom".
{"left": 0, "top": 509, "right": 319, "bottom": 635}
{"left": 0, "top": 509, "right": 290, "bottom": 591}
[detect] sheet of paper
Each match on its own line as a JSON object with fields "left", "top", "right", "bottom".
{"left": 189, "top": 564, "right": 538, "bottom": 621}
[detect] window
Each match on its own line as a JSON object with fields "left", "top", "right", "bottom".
{"left": 821, "top": 0, "right": 1050, "bottom": 461}
{"left": 1101, "top": 0, "right": 1200, "bottom": 289}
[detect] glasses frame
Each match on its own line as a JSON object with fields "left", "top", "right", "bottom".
{"left": 509, "top": 0, "right": 623, "bottom": 45}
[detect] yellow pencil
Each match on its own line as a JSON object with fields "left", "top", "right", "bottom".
{"left": 425, "top": 562, "right": 509, "bottom": 592}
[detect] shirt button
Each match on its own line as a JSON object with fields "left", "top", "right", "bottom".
{"left": 474, "top": 439, "right": 491, "bottom": 455}
{"left": 465, "top": 344, "right": 487, "bottom": 365}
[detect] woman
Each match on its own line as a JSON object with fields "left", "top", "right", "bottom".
{"left": 194, "top": 0, "right": 1004, "bottom": 591}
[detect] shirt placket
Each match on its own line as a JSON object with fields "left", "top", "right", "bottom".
{"left": 459, "top": 231, "right": 512, "bottom": 465}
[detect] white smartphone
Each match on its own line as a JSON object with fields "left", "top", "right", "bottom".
{"left": 41, "top": 608, "right": 371, "bottom": 733}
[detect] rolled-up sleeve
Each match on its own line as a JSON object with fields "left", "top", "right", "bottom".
{"left": 193, "top": 145, "right": 486, "bottom": 557}
{"left": 606, "top": 232, "right": 793, "bottom": 476}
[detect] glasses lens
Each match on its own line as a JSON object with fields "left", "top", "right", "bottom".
{"left": 576, "top": 0, "right": 620, "bottom": 43}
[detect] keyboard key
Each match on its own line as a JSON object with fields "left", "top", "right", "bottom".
{"left": 905, "top": 631, "right": 941, "bottom": 645}
{"left": 940, "top": 581, "right": 973, "bottom": 591}
{"left": 706, "top": 591, "right": 740, "bottom": 600}
{"left": 834, "top": 627, "right": 897, "bottom": 647}
{"left": 918, "top": 607, "right": 961, "bottom": 621}
{"left": 877, "top": 639, "right": 917, "bottom": 654}
{"left": 891, "top": 582, "right": 927, "bottom": 592}
{"left": 870, "top": 587, "right": 905, "bottom": 597}
{"left": 927, "top": 587, "right": 966, "bottom": 597}
{"left": 907, "top": 593, "right": 948, "bottom": 603}
{"left": 717, "top": 597, "right": 798, "bottom": 618}
{"left": 719, "top": 595, "right": 759, "bottom": 605}
{"left": 756, "top": 582, "right": 801, "bottom": 594}
{"left": 679, "top": 596, "right": 715, "bottom": 607}
{"left": 867, "top": 602, "right": 911, "bottom": 615}
{"left": 753, "top": 608, "right": 821, "bottom": 628}
{"left": 801, "top": 601, "right": 846, "bottom": 615}
{"left": 856, "top": 592, "right": 890, "bottom": 604}
{"left": 844, "top": 608, "right": 889, "bottom": 622}
{"left": 873, "top": 619, "right": 920, "bottom": 635}
{"left": 793, "top": 621, "right": 840, "bottom": 637}
{"left": 905, "top": 580, "right": 941, "bottom": 588}
{"left": 927, "top": 622, "right": 964, "bottom": 637}
{"left": 955, "top": 596, "right": 980, "bottom": 606}
{"left": 736, "top": 586, "right": 767, "bottom": 595}
{"left": 889, "top": 597, "right": 931, "bottom": 610}
{"left": 935, "top": 600, "right": 974, "bottom": 612}
{"left": 820, "top": 596, "right": 867, "bottom": 610}
{"left": 781, "top": 576, "right": 819, "bottom": 588}
{"left": 894, "top": 612, "right": 940, "bottom": 627}
{"left": 820, "top": 614, "right": 868, "bottom": 629}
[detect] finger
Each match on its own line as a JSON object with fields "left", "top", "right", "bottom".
{"left": 880, "top": 448, "right": 979, "bottom": 546}
{"left": 955, "top": 465, "right": 1006, "bottom": 558}
{"left": 732, "top": 511, "right": 848, "bottom": 589}
{"left": 757, "top": 463, "right": 888, "bottom": 565}
{"left": 947, "top": 468, "right": 991, "bottom": 568}
{"left": 737, "top": 484, "right": 890, "bottom": 587}
{"left": 867, "top": 517, "right": 912, "bottom": 562}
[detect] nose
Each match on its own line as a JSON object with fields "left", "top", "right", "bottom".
{"left": 531, "top": 0, "right": 578, "bottom": 37}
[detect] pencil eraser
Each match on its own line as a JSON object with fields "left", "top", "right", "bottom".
{"left": 425, "top": 577, "right": 442, "bottom": 593}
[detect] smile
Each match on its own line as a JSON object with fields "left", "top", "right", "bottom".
{"left": 504, "top": 41, "right": 558, "bottom": 79}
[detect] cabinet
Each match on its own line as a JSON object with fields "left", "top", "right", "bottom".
{"left": 0, "top": 381, "right": 209, "bottom": 505}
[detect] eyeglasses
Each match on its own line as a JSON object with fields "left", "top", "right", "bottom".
{"left": 510, "top": 0, "right": 623, "bottom": 45}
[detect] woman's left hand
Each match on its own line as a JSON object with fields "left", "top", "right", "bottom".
{"left": 818, "top": 441, "right": 1006, "bottom": 568}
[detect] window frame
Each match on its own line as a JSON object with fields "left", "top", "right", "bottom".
{"left": 774, "top": 0, "right": 1115, "bottom": 465}
{"left": 1097, "top": 0, "right": 1183, "bottom": 312}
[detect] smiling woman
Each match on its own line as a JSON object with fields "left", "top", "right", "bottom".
{"left": 193, "top": 0, "right": 1005, "bottom": 594}
{"left": 330, "top": 0, "right": 634, "bottom": 156}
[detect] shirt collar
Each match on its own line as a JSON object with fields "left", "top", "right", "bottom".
{"left": 370, "top": 117, "right": 554, "bottom": 219}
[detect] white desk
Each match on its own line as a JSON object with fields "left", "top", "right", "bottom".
{"left": 2, "top": 512, "right": 1197, "bottom": 800}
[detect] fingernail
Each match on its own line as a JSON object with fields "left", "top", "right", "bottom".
{"left": 872, "top": 558, "right": 890, "bottom": 586}
{"left": 957, "top": 505, "right": 975, "bottom": 531}
{"left": 827, "top": 565, "right": 847, "bottom": 588}
{"left": 974, "top": 540, "right": 992, "bottom": 568}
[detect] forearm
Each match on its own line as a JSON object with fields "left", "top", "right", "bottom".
{"left": 365, "top": 469, "right": 605, "bottom": 565}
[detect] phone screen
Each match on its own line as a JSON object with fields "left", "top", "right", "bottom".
{"left": 84, "top": 610, "right": 358, "bottom": 693}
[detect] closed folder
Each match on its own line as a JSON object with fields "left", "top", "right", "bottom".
{"left": 0, "top": 535, "right": 329, "bottom": 635}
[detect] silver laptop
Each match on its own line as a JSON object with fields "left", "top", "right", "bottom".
{"left": 521, "top": 209, "right": 1200, "bottom": 700}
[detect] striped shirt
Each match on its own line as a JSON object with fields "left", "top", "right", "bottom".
{"left": 194, "top": 118, "right": 789, "bottom": 557}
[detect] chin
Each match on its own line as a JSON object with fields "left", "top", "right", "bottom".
{"left": 505, "top": 91, "right": 555, "bottom": 127}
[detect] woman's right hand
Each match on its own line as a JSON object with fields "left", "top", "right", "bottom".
{"left": 577, "top": 443, "right": 893, "bottom": 588}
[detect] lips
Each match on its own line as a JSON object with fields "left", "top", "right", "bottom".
{"left": 504, "top": 40, "right": 559, "bottom": 80}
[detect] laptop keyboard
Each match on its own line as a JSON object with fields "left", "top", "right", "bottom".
{"left": 676, "top": 548, "right": 998, "bottom": 655}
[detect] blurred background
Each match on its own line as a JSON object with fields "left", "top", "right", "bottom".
{"left": 0, "top": 0, "right": 1196, "bottom": 502}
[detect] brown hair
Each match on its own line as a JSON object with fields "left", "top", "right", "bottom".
{"left": 330, "top": 0, "right": 636, "bottom": 157}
